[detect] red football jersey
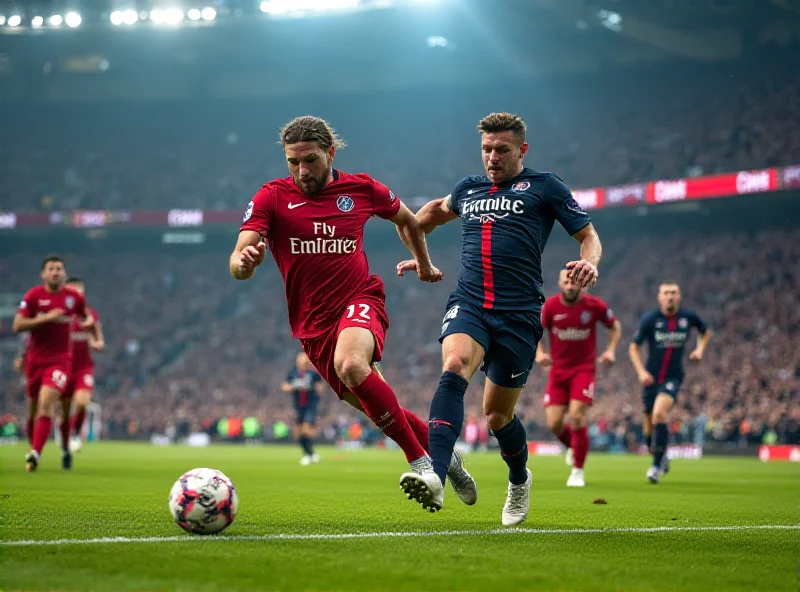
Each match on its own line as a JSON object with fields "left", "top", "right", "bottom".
{"left": 541, "top": 293, "right": 616, "bottom": 375}
{"left": 17, "top": 285, "right": 86, "bottom": 366}
{"left": 71, "top": 307, "right": 98, "bottom": 371}
{"left": 240, "top": 170, "right": 400, "bottom": 339}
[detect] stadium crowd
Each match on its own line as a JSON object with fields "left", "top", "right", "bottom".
{"left": 0, "top": 66, "right": 798, "bottom": 213}
{"left": 2, "top": 226, "right": 798, "bottom": 448}
{"left": 1, "top": 59, "right": 798, "bottom": 450}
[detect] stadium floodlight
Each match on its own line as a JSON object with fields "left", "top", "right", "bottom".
{"left": 65, "top": 11, "right": 82, "bottom": 27}
{"left": 149, "top": 8, "right": 165, "bottom": 23}
{"left": 260, "top": 0, "right": 359, "bottom": 14}
{"left": 49, "top": 14, "right": 63, "bottom": 26}
{"left": 32, "top": 15, "right": 44, "bottom": 27}
{"left": 200, "top": 6, "right": 216, "bottom": 20}
{"left": 123, "top": 9, "right": 138, "bottom": 24}
{"left": 110, "top": 10, "right": 125, "bottom": 24}
{"left": 187, "top": 8, "right": 201, "bottom": 20}
{"left": 7, "top": 14, "right": 22, "bottom": 27}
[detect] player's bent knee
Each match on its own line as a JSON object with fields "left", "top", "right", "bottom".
{"left": 485, "top": 409, "right": 515, "bottom": 432}
{"left": 441, "top": 352, "right": 473, "bottom": 379}
{"left": 547, "top": 416, "right": 565, "bottom": 433}
{"left": 335, "top": 357, "right": 371, "bottom": 389}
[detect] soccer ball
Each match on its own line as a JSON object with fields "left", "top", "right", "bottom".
{"left": 168, "top": 468, "right": 239, "bottom": 535}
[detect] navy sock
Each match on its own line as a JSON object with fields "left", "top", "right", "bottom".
{"left": 652, "top": 423, "right": 668, "bottom": 467}
{"left": 428, "top": 371, "right": 469, "bottom": 484}
{"left": 645, "top": 433, "right": 652, "bottom": 451}
{"left": 300, "top": 436, "right": 313, "bottom": 456}
{"left": 493, "top": 416, "right": 529, "bottom": 485}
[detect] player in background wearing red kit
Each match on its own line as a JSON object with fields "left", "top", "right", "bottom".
{"left": 12, "top": 256, "right": 92, "bottom": 472}
{"left": 230, "top": 116, "right": 477, "bottom": 502}
{"left": 63, "top": 278, "right": 105, "bottom": 453}
{"left": 536, "top": 269, "right": 621, "bottom": 487}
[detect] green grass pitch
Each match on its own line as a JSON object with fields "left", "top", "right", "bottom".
{"left": 1, "top": 442, "right": 797, "bottom": 591}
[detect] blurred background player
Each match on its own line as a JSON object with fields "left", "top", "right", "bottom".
{"left": 230, "top": 116, "right": 475, "bottom": 497}
{"left": 12, "top": 255, "right": 91, "bottom": 472}
{"left": 537, "top": 268, "right": 621, "bottom": 487}
{"left": 629, "top": 282, "right": 711, "bottom": 484}
{"left": 63, "top": 277, "right": 105, "bottom": 454}
{"left": 281, "top": 352, "right": 325, "bottom": 465}
{"left": 396, "top": 113, "right": 601, "bottom": 524}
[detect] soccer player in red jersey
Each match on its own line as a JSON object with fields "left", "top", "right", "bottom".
{"left": 537, "top": 269, "right": 621, "bottom": 487}
{"left": 12, "top": 255, "right": 92, "bottom": 472}
{"left": 63, "top": 277, "right": 105, "bottom": 454}
{"left": 230, "top": 116, "right": 477, "bottom": 500}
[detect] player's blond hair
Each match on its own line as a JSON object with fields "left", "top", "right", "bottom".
{"left": 478, "top": 112, "right": 527, "bottom": 144}
{"left": 279, "top": 116, "right": 347, "bottom": 150}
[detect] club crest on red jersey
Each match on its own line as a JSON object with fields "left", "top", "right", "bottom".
{"left": 65, "top": 296, "right": 75, "bottom": 309}
{"left": 337, "top": 195, "right": 354, "bottom": 212}
{"left": 511, "top": 181, "right": 531, "bottom": 192}
{"left": 580, "top": 310, "right": 591, "bottom": 324}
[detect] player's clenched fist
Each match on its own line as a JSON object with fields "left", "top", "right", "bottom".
{"left": 396, "top": 259, "right": 443, "bottom": 283}
{"left": 637, "top": 370, "right": 655, "bottom": 387}
{"left": 233, "top": 243, "right": 267, "bottom": 278}
{"left": 565, "top": 259, "right": 599, "bottom": 288}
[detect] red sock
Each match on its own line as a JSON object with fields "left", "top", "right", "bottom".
{"left": 351, "top": 372, "right": 426, "bottom": 462}
{"left": 59, "top": 420, "right": 70, "bottom": 452}
{"left": 403, "top": 409, "right": 429, "bottom": 453}
{"left": 557, "top": 425, "right": 572, "bottom": 448}
{"left": 572, "top": 426, "right": 589, "bottom": 469}
{"left": 26, "top": 417, "right": 34, "bottom": 446}
{"left": 72, "top": 408, "right": 87, "bottom": 436}
{"left": 32, "top": 416, "right": 52, "bottom": 455}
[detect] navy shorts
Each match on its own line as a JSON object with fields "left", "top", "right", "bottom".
{"left": 295, "top": 403, "right": 318, "bottom": 426}
{"left": 642, "top": 378, "right": 683, "bottom": 414}
{"left": 439, "top": 294, "right": 543, "bottom": 388}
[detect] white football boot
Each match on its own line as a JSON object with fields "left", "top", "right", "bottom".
{"left": 566, "top": 468, "right": 585, "bottom": 487}
{"left": 646, "top": 465, "right": 661, "bottom": 484}
{"left": 70, "top": 436, "right": 83, "bottom": 454}
{"left": 501, "top": 468, "right": 532, "bottom": 526}
{"left": 446, "top": 450, "right": 478, "bottom": 506}
{"left": 400, "top": 457, "right": 444, "bottom": 513}
{"left": 300, "top": 455, "right": 312, "bottom": 466}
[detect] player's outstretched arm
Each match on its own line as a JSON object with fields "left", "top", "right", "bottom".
{"left": 11, "top": 309, "right": 64, "bottom": 333}
{"left": 599, "top": 319, "right": 622, "bottom": 365}
{"left": 230, "top": 231, "right": 267, "bottom": 281}
{"left": 391, "top": 202, "right": 442, "bottom": 283}
{"left": 690, "top": 329, "right": 712, "bottom": 362}
{"left": 417, "top": 197, "right": 459, "bottom": 235}
{"left": 566, "top": 223, "right": 602, "bottom": 288}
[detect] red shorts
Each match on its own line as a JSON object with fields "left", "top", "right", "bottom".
{"left": 64, "top": 371, "right": 95, "bottom": 399}
{"left": 25, "top": 362, "right": 70, "bottom": 401}
{"left": 301, "top": 280, "right": 389, "bottom": 399}
{"left": 544, "top": 369, "right": 596, "bottom": 407}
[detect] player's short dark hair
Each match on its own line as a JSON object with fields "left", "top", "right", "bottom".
{"left": 41, "top": 254, "right": 64, "bottom": 270}
{"left": 478, "top": 112, "right": 526, "bottom": 143}
{"left": 659, "top": 281, "right": 680, "bottom": 289}
{"left": 279, "top": 116, "right": 346, "bottom": 150}
{"left": 66, "top": 277, "right": 83, "bottom": 285}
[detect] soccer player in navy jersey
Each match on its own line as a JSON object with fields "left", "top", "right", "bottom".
{"left": 396, "top": 113, "right": 602, "bottom": 525}
{"left": 629, "top": 282, "right": 711, "bottom": 483}
{"left": 281, "top": 352, "right": 326, "bottom": 465}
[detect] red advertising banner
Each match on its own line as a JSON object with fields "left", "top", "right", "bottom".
{"left": 758, "top": 445, "right": 800, "bottom": 462}
{"left": 0, "top": 165, "right": 796, "bottom": 230}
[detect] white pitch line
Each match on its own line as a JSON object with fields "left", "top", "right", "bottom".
{"left": 1, "top": 524, "right": 797, "bottom": 547}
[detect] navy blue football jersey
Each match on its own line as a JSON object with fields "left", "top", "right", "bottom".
{"left": 633, "top": 308, "right": 708, "bottom": 381}
{"left": 286, "top": 368, "right": 323, "bottom": 409}
{"left": 447, "top": 168, "right": 591, "bottom": 311}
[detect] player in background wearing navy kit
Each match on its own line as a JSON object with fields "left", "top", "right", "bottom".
{"left": 281, "top": 352, "right": 326, "bottom": 465}
{"left": 396, "top": 113, "right": 602, "bottom": 524}
{"left": 629, "top": 282, "right": 711, "bottom": 483}
{"left": 230, "top": 116, "right": 476, "bottom": 501}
